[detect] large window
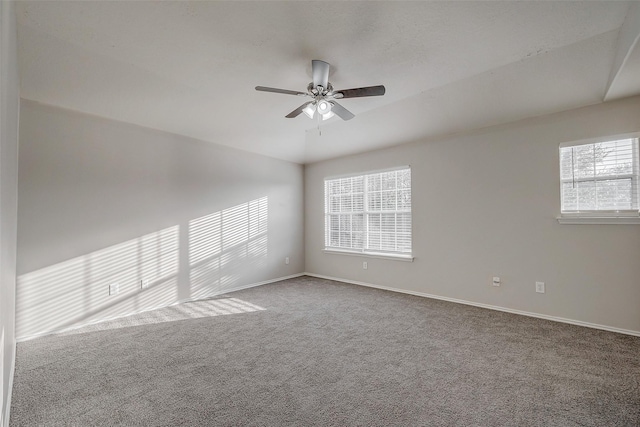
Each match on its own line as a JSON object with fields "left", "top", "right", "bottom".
{"left": 324, "top": 167, "right": 411, "bottom": 256}
{"left": 560, "top": 137, "right": 639, "bottom": 218}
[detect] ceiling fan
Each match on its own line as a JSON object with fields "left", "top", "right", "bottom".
{"left": 255, "top": 60, "right": 385, "bottom": 121}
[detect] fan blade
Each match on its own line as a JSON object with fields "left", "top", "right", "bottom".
{"left": 335, "top": 85, "right": 385, "bottom": 99}
{"left": 255, "top": 86, "right": 307, "bottom": 96}
{"left": 286, "top": 101, "right": 313, "bottom": 118}
{"left": 312, "top": 60, "right": 330, "bottom": 89}
{"left": 330, "top": 101, "right": 355, "bottom": 121}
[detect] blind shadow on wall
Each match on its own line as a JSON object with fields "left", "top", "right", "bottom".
{"left": 16, "top": 196, "right": 269, "bottom": 339}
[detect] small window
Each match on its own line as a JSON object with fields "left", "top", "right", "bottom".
{"left": 559, "top": 136, "right": 639, "bottom": 222}
{"left": 324, "top": 167, "right": 411, "bottom": 257}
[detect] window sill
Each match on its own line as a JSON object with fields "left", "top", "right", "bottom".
{"left": 323, "top": 248, "right": 414, "bottom": 262}
{"left": 557, "top": 216, "right": 640, "bottom": 225}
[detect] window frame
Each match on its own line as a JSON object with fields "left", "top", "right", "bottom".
{"left": 557, "top": 133, "right": 640, "bottom": 224}
{"left": 323, "top": 166, "right": 414, "bottom": 260}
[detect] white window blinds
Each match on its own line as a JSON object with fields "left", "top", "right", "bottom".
{"left": 560, "top": 138, "right": 639, "bottom": 213}
{"left": 325, "top": 167, "right": 411, "bottom": 255}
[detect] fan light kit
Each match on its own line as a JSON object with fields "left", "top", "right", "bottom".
{"left": 255, "top": 60, "right": 385, "bottom": 122}
{"left": 303, "top": 100, "right": 334, "bottom": 120}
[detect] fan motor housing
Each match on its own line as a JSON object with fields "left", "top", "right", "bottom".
{"left": 308, "top": 82, "right": 333, "bottom": 97}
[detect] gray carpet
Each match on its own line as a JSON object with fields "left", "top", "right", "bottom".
{"left": 10, "top": 276, "right": 640, "bottom": 426}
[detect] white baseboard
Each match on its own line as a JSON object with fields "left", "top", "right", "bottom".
{"left": 173, "top": 273, "right": 305, "bottom": 306}
{"left": 304, "top": 272, "right": 640, "bottom": 337}
{"left": 17, "top": 273, "right": 306, "bottom": 342}
{"left": 2, "top": 351, "right": 15, "bottom": 427}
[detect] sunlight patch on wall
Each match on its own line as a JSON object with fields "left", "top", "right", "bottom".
{"left": 189, "top": 197, "right": 268, "bottom": 299}
{"left": 16, "top": 197, "right": 271, "bottom": 340}
{"left": 16, "top": 226, "right": 179, "bottom": 339}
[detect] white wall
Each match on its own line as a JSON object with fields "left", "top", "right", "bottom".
{"left": 16, "top": 100, "right": 304, "bottom": 339}
{"left": 0, "top": 1, "right": 20, "bottom": 425}
{"left": 305, "top": 95, "right": 640, "bottom": 334}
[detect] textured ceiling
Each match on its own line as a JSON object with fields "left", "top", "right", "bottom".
{"left": 16, "top": 1, "right": 639, "bottom": 164}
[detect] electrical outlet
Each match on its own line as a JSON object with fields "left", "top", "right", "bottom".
{"left": 141, "top": 279, "right": 150, "bottom": 289}
{"left": 109, "top": 283, "right": 120, "bottom": 295}
{"left": 285, "top": 257, "right": 289, "bottom": 265}
{"left": 536, "top": 282, "right": 545, "bottom": 293}
{"left": 363, "top": 261, "right": 368, "bottom": 270}
{"left": 492, "top": 276, "right": 501, "bottom": 287}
